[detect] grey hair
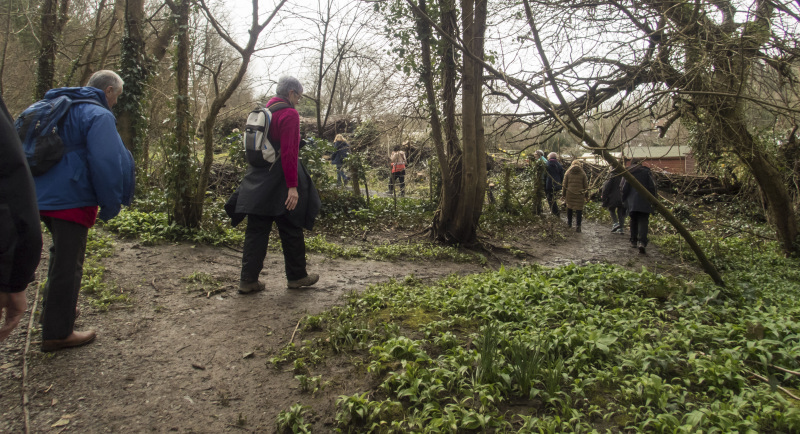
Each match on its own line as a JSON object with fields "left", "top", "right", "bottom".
{"left": 87, "top": 70, "right": 124, "bottom": 93}
{"left": 275, "top": 76, "right": 303, "bottom": 99}
{"left": 548, "top": 152, "right": 558, "bottom": 159}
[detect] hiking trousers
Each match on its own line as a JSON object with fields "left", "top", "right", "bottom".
{"left": 628, "top": 211, "right": 650, "bottom": 247}
{"left": 608, "top": 206, "right": 625, "bottom": 226}
{"left": 389, "top": 170, "right": 405, "bottom": 196}
{"left": 40, "top": 217, "right": 88, "bottom": 340}
{"left": 241, "top": 214, "right": 308, "bottom": 283}
{"left": 567, "top": 209, "right": 582, "bottom": 228}
{"left": 546, "top": 191, "right": 560, "bottom": 216}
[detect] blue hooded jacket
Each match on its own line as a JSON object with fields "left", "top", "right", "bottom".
{"left": 33, "top": 87, "right": 135, "bottom": 221}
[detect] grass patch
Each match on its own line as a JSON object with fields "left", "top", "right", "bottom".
{"left": 81, "top": 229, "right": 129, "bottom": 310}
{"left": 304, "top": 234, "right": 486, "bottom": 264}
{"left": 181, "top": 271, "right": 224, "bottom": 296}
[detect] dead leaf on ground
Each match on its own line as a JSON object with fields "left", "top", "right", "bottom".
{"left": 51, "top": 418, "right": 70, "bottom": 427}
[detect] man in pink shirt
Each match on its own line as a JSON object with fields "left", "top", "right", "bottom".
{"left": 234, "top": 76, "right": 321, "bottom": 293}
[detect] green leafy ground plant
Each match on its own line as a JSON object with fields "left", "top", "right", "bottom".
{"left": 276, "top": 237, "right": 800, "bottom": 431}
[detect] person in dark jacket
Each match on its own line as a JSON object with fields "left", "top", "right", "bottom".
{"left": 621, "top": 159, "right": 657, "bottom": 255}
{"left": 544, "top": 152, "right": 564, "bottom": 216}
{"left": 0, "top": 94, "right": 42, "bottom": 342}
{"left": 601, "top": 168, "right": 626, "bottom": 234}
{"left": 235, "top": 76, "right": 321, "bottom": 293}
{"left": 34, "top": 70, "right": 135, "bottom": 351}
{"left": 331, "top": 134, "right": 350, "bottom": 186}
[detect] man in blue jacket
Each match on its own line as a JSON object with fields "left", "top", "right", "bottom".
{"left": 0, "top": 94, "right": 42, "bottom": 341}
{"left": 35, "top": 70, "right": 135, "bottom": 351}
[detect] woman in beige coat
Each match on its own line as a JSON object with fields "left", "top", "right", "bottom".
{"left": 562, "top": 160, "right": 589, "bottom": 232}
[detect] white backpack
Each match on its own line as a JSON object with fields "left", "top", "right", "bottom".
{"left": 243, "top": 102, "right": 289, "bottom": 166}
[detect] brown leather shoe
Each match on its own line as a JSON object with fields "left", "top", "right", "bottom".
{"left": 41, "top": 330, "right": 96, "bottom": 352}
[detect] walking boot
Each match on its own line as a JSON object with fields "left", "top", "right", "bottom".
{"left": 288, "top": 274, "right": 319, "bottom": 289}
{"left": 238, "top": 280, "right": 266, "bottom": 294}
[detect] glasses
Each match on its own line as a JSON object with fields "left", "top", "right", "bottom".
{"left": 292, "top": 90, "right": 303, "bottom": 101}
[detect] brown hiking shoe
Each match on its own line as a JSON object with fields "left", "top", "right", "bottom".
{"left": 288, "top": 274, "right": 319, "bottom": 289}
{"left": 238, "top": 280, "right": 266, "bottom": 294}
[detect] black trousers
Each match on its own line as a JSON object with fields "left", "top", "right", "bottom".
{"left": 609, "top": 206, "right": 625, "bottom": 226}
{"left": 389, "top": 170, "right": 405, "bottom": 195}
{"left": 241, "top": 214, "right": 307, "bottom": 282}
{"left": 546, "top": 191, "right": 560, "bottom": 216}
{"left": 41, "top": 217, "right": 88, "bottom": 340}
{"left": 567, "top": 209, "right": 582, "bottom": 227}
{"left": 629, "top": 211, "right": 650, "bottom": 246}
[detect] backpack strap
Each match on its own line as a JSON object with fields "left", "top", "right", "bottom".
{"left": 266, "top": 101, "right": 290, "bottom": 113}
{"left": 70, "top": 98, "right": 107, "bottom": 108}
{"left": 263, "top": 101, "right": 291, "bottom": 151}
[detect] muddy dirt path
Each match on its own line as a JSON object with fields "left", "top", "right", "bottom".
{"left": 1, "top": 219, "right": 688, "bottom": 432}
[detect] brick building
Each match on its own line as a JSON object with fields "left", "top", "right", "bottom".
{"left": 624, "top": 145, "right": 696, "bottom": 174}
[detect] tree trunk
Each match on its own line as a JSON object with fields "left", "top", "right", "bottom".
{"left": 727, "top": 117, "right": 799, "bottom": 256}
{"left": 430, "top": 0, "right": 486, "bottom": 245}
{"left": 315, "top": 8, "right": 330, "bottom": 137}
{"left": 35, "top": 0, "right": 69, "bottom": 98}
{"left": 412, "top": 0, "right": 447, "bottom": 186}
{"left": 0, "top": 0, "right": 13, "bottom": 93}
{"left": 118, "top": 0, "right": 145, "bottom": 154}
{"left": 170, "top": 0, "right": 198, "bottom": 227}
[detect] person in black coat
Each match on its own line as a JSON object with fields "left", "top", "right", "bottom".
{"left": 0, "top": 94, "right": 43, "bottom": 341}
{"left": 544, "top": 152, "right": 565, "bottom": 216}
{"left": 621, "top": 159, "right": 657, "bottom": 255}
{"left": 601, "top": 168, "right": 626, "bottom": 233}
{"left": 331, "top": 134, "right": 350, "bottom": 186}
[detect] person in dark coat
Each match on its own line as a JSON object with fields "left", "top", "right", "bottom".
{"left": 601, "top": 168, "right": 626, "bottom": 234}
{"left": 331, "top": 134, "right": 350, "bottom": 186}
{"left": 234, "top": 76, "right": 321, "bottom": 293}
{"left": 621, "top": 159, "right": 657, "bottom": 255}
{"left": 0, "top": 94, "right": 42, "bottom": 342}
{"left": 544, "top": 152, "right": 564, "bottom": 216}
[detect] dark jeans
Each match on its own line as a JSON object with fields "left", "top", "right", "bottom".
{"left": 629, "top": 211, "right": 650, "bottom": 246}
{"left": 241, "top": 214, "right": 307, "bottom": 282}
{"left": 335, "top": 165, "right": 348, "bottom": 186}
{"left": 40, "top": 217, "right": 88, "bottom": 340}
{"left": 609, "top": 206, "right": 625, "bottom": 226}
{"left": 546, "top": 190, "right": 560, "bottom": 216}
{"left": 567, "top": 209, "right": 582, "bottom": 227}
{"left": 389, "top": 170, "right": 405, "bottom": 196}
